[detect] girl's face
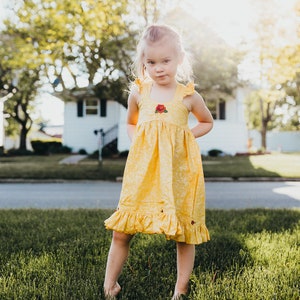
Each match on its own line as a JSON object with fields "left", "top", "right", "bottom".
{"left": 143, "top": 39, "right": 182, "bottom": 86}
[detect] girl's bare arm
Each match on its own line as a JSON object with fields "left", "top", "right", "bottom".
{"left": 186, "top": 92, "right": 214, "bottom": 138}
{"left": 126, "top": 87, "right": 140, "bottom": 141}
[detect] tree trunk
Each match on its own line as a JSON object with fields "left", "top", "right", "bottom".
{"left": 259, "top": 98, "right": 272, "bottom": 152}
{"left": 19, "top": 124, "right": 29, "bottom": 151}
{"left": 261, "top": 122, "right": 267, "bottom": 151}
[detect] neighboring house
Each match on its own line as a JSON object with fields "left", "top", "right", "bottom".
{"left": 63, "top": 86, "right": 250, "bottom": 155}
{"left": 190, "top": 86, "right": 249, "bottom": 155}
{"left": 63, "top": 97, "right": 127, "bottom": 154}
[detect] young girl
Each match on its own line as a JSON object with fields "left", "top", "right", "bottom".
{"left": 104, "top": 24, "right": 213, "bottom": 300}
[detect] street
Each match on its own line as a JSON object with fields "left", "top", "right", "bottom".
{"left": 0, "top": 181, "right": 299, "bottom": 210}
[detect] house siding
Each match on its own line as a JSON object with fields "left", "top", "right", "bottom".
{"left": 117, "top": 106, "right": 249, "bottom": 155}
{"left": 249, "top": 130, "right": 300, "bottom": 152}
{"left": 63, "top": 100, "right": 120, "bottom": 153}
{"left": 189, "top": 114, "right": 248, "bottom": 155}
{"left": 62, "top": 88, "right": 300, "bottom": 156}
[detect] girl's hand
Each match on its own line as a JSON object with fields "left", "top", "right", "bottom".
{"left": 185, "top": 92, "right": 214, "bottom": 138}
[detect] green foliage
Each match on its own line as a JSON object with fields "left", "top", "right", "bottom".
{"left": 207, "top": 149, "right": 224, "bottom": 157}
{"left": 30, "top": 140, "right": 71, "bottom": 155}
{"left": 0, "top": 0, "right": 136, "bottom": 146}
{"left": 245, "top": 88, "right": 285, "bottom": 130}
{"left": 245, "top": 0, "right": 300, "bottom": 136}
{"left": 0, "top": 209, "right": 298, "bottom": 299}
{"left": 6, "top": 148, "right": 34, "bottom": 156}
{"left": 0, "top": 42, "right": 41, "bottom": 150}
{"left": 3, "top": 0, "right": 135, "bottom": 103}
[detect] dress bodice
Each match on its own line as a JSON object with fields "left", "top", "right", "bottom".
{"left": 136, "top": 79, "right": 195, "bottom": 129}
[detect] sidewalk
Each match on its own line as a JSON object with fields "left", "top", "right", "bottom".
{"left": 58, "top": 155, "right": 87, "bottom": 164}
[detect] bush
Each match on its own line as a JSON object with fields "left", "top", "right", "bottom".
{"left": 208, "top": 149, "right": 224, "bottom": 157}
{"left": 59, "top": 145, "right": 72, "bottom": 154}
{"left": 78, "top": 149, "right": 87, "bottom": 155}
{"left": 89, "top": 150, "right": 99, "bottom": 159}
{"left": 31, "top": 140, "right": 72, "bottom": 155}
{"left": 119, "top": 150, "right": 129, "bottom": 158}
{"left": 6, "top": 148, "right": 34, "bottom": 156}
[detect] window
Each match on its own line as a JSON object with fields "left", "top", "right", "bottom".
{"left": 77, "top": 98, "right": 107, "bottom": 117}
{"left": 207, "top": 99, "right": 226, "bottom": 120}
{"left": 85, "top": 99, "right": 98, "bottom": 115}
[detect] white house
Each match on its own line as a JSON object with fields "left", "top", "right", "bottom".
{"left": 63, "top": 97, "right": 127, "bottom": 154}
{"left": 63, "top": 86, "right": 250, "bottom": 155}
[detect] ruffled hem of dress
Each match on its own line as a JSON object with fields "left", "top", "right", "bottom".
{"left": 104, "top": 210, "right": 210, "bottom": 245}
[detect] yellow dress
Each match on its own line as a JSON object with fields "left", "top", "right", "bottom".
{"left": 104, "top": 79, "right": 210, "bottom": 245}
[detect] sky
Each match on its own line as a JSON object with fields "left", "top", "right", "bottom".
{"left": 182, "top": 0, "right": 255, "bottom": 47}
{"left": 0, "top": 0, "right": 297, "bottom": 125}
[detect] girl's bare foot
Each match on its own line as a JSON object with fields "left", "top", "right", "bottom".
{"left": 104, "top": 282, "right": 121, "bottom": 299}
{"left": 171, "top": 293, "right": 188, "bottom": 300}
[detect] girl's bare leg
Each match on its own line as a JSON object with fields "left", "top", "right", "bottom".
{"left": 103, "top": 231, "right": 134, "bottom": 297}
{"left": 173, "top": 242, "right": 195, "bottom": 297}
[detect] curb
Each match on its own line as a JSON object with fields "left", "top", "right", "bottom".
{"left": 0, "top": 177, "right": 299, "bottom": 184}
{"left": 204, "top": 177, "right": 300, "bottom": 182}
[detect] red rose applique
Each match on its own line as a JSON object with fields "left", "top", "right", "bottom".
{"left": 155, "top": 104, "right": 168, "bottom": 114}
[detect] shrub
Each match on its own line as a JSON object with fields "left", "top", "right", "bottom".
{"left": 59, "top": 145, "right": 72, "bottom": 154}
{"left": 89, "top": 150, "right": 99, "bottom": 159}
{"left": 78, "top": 149, "right": 87, "bottom": 155}
{"left": 119, "top": 150, "right": 129, "bottom": 158}
{"left": 6, "top": 148, "right": 34, "bottom": 156}
{"left": 31, "top": 140, "right": 72, "bottom": 155}
{"left": 208, "top": 149, "right": 224, "bottom": 157}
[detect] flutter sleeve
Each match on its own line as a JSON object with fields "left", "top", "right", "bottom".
{"left": 183, "top": 82, "right": 195, "bottom": 97}
{"left": 134, "top": 78, "right": 143, "bottom": 94}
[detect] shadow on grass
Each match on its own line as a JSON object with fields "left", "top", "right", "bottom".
{"left": 0, "top": 209, "right": 298, "bottom": 300}
{"left": 193, "top": 209, "right": 300, "bottom": 278}
{"left": 195, "top": 232, "right": 251, "bottom": 275}
{"left": 206, "top": 209, "right": 300, "bottom": 234}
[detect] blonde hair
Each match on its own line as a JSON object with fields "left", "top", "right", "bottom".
{"left": 133, "top": 24, "right": 193, "bottom": 83}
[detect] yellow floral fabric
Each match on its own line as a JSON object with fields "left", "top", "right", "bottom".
{"left": 104, "top": 79, "right": 209, "bottom": 244}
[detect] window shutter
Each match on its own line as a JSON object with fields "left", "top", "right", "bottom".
{"left": 100, "top": 99, "right": 107, "bottom": 117}
{"left": 77, "top": 100, "right": 83, "bottom": 117}
{"left": 219, "top": 101, "right": 226, "bottom": 120}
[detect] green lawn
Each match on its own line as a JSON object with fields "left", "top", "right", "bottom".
{"left": 0, "top": 152, "right": 299, "bottom": 180}
{"left": 202, "top": 152, "right": 300, "bottom": 178}
{"left": 0, "top": 209, "right": 299, "bottom": 299}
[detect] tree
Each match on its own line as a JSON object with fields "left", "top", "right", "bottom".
{"left": 128, "top": 0, "right": 180, "bottom": 26}
{"left": 267, "top": 0, "right": 300, "bottom": 131}
{"left": 0, "top": 33, "right": 42, "bottom": 150}
{"left": 0, "top": 0, "right": 135, "bottom": 150}
{"left": 245, "top": 89, "right": 285, "bottom": 149}
{"left": 4, "top": 0, "right": 135, "bottom": 106}
{"left": 245, "top": 0, "right": 300, "bottom": 149}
